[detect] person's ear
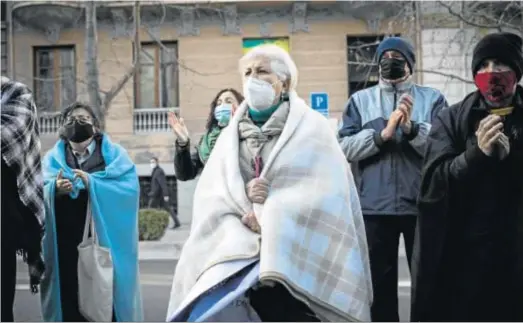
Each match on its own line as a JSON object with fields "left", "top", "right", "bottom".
{"left": 282, "top": 79, "right": 291, "bottom": 92}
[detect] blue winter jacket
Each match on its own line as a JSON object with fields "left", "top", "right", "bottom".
{"left": 338, "top": 79, "right": 448, "bottom": 216}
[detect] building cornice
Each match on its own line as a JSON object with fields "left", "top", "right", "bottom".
{"left": 12, "top": 1, "right": 405, "bottom": 42}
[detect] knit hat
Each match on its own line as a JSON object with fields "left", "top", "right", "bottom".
{"left": 471, "top": 32, "right": 523, "bottom": 81}
{"left": 376, "top": 37, "right": 416, "bottom": 73}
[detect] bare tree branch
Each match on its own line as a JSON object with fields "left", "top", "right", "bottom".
{"left": 415, "top": 69, "right": 473, "bottom": 84}
{"left": 437, "top": 1, "right": 521, "bottom": 32}
{"left": 102, "top": 63, "right": 137, "bottom": 110}
{"left": 143, "top": 26, "right": 230, "bottom": 76}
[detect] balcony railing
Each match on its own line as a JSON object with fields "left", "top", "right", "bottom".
{"left": 133, "top": 107, "right": 179, "bottom": 133}
{"left": 37, "top": 108, "right": 178, "bottom": 134}
{"left": 38, "top": 112, "right": 61, "bottom": 135}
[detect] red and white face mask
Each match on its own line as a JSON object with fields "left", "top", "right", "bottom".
{"left": 474, "top": 70, "right": 517, "bottom": 104}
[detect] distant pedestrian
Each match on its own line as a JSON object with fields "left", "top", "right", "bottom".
{"left": 40, "top": 102, "right": 143, "bottom": 322}
{"left": 149, "top": 157, "right": 180, "bottom": 229}
{"left": 169, "top": 88, "right": 244, "bottom": 181}
{"left": 411, "top": 32, "right": 523, "bottom": 322}
{"left": 338, "top": 37, "right": 448, "bottom": 321}
{"left": 1, "top": 76, "right": 45, "bottom": 322}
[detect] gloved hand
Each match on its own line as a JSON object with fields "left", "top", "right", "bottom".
{"left": 241, "top": 212, "right": 261, "bottom": 233}
{"left": 246, "top": 178, "right": 270, "bottom": 204}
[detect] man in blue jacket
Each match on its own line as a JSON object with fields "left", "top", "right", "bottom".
{"left": 338, "top": 37, "right": 448, "bottom": 321}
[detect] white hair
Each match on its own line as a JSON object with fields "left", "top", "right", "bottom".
{"left": 239, "top": 44, "right": 299, "bottom": 90}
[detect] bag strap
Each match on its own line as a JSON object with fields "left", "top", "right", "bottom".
{"left": 82, "top": 198, "right": 98, "bottom": 245}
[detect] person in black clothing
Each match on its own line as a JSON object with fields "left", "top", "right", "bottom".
{"left": 148, "top": 156, "right": 180, "bottom": 229}
{"left": 1, "top": 77, "right": 46, "bottom": 322}
{"left": 411, "top": 32, "right": 523, "bottom": 322}
{"left": 169, "top": 88, "right": 244, "bottom": 181}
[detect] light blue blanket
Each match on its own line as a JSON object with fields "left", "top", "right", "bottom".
{"left": 169, "top": 259, "right": 260, "bottom": 322}
{"left": 40, "top": 134, "right": 143, "bottom": 322}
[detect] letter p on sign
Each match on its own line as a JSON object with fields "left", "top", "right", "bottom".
{"left": 310, "top": 92, "right": 329, "bottom": 117}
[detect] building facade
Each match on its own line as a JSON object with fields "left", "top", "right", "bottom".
{"left": 2, "top": 0, "right": 519, "bottom": 218}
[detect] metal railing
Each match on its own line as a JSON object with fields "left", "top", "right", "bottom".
{"left": 38, "top": 112, "right": 61, "bottom": 134}
{"left": 37, "top": 108, "right": 178, "bottom": 134}
{"left": 133, "top": 107, "right": 178, "bottom": 133}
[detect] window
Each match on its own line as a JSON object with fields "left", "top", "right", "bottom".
{"left": 33, "top": 46, "right": 76, "bottom": 112}
{"left": 1, "top": 1, "right": 7, "bottom": 76}
{"left": 346, "top": 34, "right": 400, "bottom": 96}
{"left": 1, "top": 22, "right": 7, "bottom": 76}
{"left": 135, "top": 42, "right": 179, "bottom": 109}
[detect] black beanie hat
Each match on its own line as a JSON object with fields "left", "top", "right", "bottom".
{"left": 471, "top": 32, "right": 523, "bottom": 81}
{"left": 377, "top": 37, "right": 416, "bottom": 73}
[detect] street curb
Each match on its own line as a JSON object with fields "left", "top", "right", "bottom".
{"left": 138, "top": 241, "right": 185, "bottom": 260}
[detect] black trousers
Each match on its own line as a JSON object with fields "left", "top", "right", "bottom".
{"left": 1, "top": 227, "right": 17, "bottom": 322}
{"left": 363, "top": 215, "right": 417, "bottom": 322}
{"left": 149, "top": 197, "right": 180, "bottom": 227}
{"left": 248, "top": 284, "right": 320, "bottom": 322}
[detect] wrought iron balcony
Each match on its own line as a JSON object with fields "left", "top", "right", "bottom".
{"left": 38, "top": 111, "right": 61, "bottom": 135}
{"left": 133, "top": 107, "right": 179, "bottom": 134}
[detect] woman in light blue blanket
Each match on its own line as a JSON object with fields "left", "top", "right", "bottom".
{"left": 167, "top": 45, "right": 372, "bottom": 322}
{"left": 40, "top": 102, "right": 143, "bottom": 322}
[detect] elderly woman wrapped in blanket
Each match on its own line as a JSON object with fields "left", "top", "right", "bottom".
{"left": 166, "top": 44, "right": 373, "bottom": 322}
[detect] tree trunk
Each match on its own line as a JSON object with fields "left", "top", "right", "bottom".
{"left": 85, "top": 1, "right": 103, "bottom": 129}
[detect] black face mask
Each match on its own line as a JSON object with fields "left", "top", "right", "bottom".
{"left": 380, "top": 58, "right": 407, "bottom": 80}
{"left": 62, "top": 120, "right": 94, "bottom": 143}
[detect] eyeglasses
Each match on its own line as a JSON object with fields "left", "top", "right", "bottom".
{"left": 65, "top": 115, "right": 92, "bottom": 124}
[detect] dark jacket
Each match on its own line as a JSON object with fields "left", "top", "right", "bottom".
{"left": 411, "top": 86, "right": 523, "bottom": 322}
{"left": 174, "top": 140, "right": 204, "bottom": 182}
{"left": 338, "top": 80, "right": 448, "bottom": 216}
{"left": 149, "top": 165, "right": 169, "bottom": 206}
{"left": 1, "top": 158, "right": 43, "bottom": 261}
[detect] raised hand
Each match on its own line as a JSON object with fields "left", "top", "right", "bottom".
{"left": 73, "top": 169, "right": 89, "bottom": 187}
{"left": 168, "top": 111, "right": 190, "bottom": 145}
{"left": 476, "top": 114, "right": 504, "bottom": 157}
{"left": 397, "top": 93, "right": 414, "bottom": 134}
{"left": 56, "top": 169, "right": 73, "bottom": 195}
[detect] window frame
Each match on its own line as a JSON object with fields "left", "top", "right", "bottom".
{"left": 1, "top": 22, "right": 7, "bottom": 76}
{"left": 346, "top": 34, "right": 401, "bottom": 97}
{"left": 133, "top": 41, "right": 179, "bottom": 110}
{"left": 33, "top": 45, "right": 77, "bottom": 112}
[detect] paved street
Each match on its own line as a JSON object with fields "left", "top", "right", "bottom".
{"left": 13, "top": 259, "right": 177, "bottom": 322}
{"left": 13, "top": 245, "right": 412, "bottom": 322}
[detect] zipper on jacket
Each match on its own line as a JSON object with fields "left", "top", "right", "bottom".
{"left": 392, "top": 85, "right": 398, "bottom": 214}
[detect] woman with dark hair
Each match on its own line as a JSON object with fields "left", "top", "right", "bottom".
{"left": 40, "top": 102, "right": 143, "bottom": 322}
{"left": 170, "top": 88, "right": 244, "bottom": 181}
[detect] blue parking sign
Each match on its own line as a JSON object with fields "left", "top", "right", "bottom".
{"left": 310, "top": 92, "right": 329, "bottom": 117}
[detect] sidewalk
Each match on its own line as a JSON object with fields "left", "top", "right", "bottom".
{"left": 139, "top": 224, "right": 191, "bottom": 260}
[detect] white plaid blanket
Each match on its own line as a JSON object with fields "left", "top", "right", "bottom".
{"left": 168, "top": 91, "right": 372, "bottom": 321}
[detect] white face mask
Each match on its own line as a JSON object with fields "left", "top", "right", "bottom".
{"left": 150, "top": 162, "right": 157, "bottom": 170}
{"left": 243, "top": 77, "right": 277, "bottom": 111}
